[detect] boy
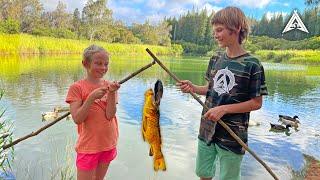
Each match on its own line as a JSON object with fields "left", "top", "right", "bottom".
{"left": 177, "top": 6, "right": 268, "bottom": 180}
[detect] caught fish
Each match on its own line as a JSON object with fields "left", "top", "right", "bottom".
{"left": 141, "top": 80, "right": 166, "bottom": 171}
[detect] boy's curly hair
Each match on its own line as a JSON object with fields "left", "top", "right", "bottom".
{"left": 211, "top": 6, "right": 249, "bottom": 44}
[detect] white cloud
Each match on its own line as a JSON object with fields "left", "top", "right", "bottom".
{"left": 40, "top": 0, "right": 86, "bottom": 12}
{"left": 283, "top": 3, "right": 289, "bottom": 7}
{"left": 146, "top": 13, "right": 164, "bottom": 24}
{"left": 108, "top": 1, "right": 144, "bottom": 24}
{"left": 265, "top": 11, "right": 288, "bottom": 20}
{"left": 202, "top": 3, "right": 222, "bottom": 14}
{"left": 146, "top": 0, "right": 166, "bottom": 9}
{"left": 232, "top": 0, "right": 272, "bottom": 8}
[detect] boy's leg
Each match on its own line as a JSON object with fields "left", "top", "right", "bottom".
{"left": 196, "top": 139, "right": 218, "bottom": 179}
{"left": 216, "top": 144, "right": 243, "bottom": 180}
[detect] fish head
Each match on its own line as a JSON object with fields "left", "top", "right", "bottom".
{"left": 154, "top": 80, "right": 163, "bottom": 106}
{"left": 144, "top": 89, "right": 155, "bottom": 108}
{"left": 145, "top": 89, "right": 154, "bottom": 97}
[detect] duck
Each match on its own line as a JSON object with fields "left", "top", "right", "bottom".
{"left": 270, "top": 123, "right": 291, "bottom": 131}
{"left": 42, "top": 111, "right": 58, "bottom": 121}
{"left": 248, "top": 119, "right": 261, "bottom": 126}
{"left": 279, "top": 115, "right": 300, "bottom": 124}
{"left": 279, "top": 115, "right": 299, "bottom": 128}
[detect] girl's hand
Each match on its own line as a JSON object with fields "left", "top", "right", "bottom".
{"left": 108, "top": 81, "right": 120, "bottom": 92}
{"left": 176, "top": 80, "right": 194, "bottom": 93}
{"left": 88, "top": 86, "right": 108, "bottom": 101}
{"left": 204, "top": 106, "right": 227, "bottom": 122}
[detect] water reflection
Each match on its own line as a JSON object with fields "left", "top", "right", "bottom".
{"left": 0, "top": 55, "right": 319, "bottom": 179}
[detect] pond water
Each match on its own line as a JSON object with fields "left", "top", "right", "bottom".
{"left": 0, "top": 55, "right": 319, "bottom": 180}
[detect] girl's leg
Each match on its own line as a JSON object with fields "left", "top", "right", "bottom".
{"left": 77, "top": 168, "right": 96, "bottom": 180}
{"left": 95, "top": 162, "right": 110, "bottom": 180}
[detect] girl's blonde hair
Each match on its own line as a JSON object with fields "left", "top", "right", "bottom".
{"left": 211, "top": 6, "right": 249, "bottom": 44}
{"left": 83, "top": 44, "right": 108, "bottom": 63}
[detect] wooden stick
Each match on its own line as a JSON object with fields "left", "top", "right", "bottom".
{"left": 2, "top": 60, "right": 156, "bottom": 150}
{"left": 119, "top": 61, "right": 156, "bottom": 84}
{"left": 2, "top": 112, "right": 70, "bottom": 150}
{"left": 146, "top": 48, "right": 279, "bottom": 180}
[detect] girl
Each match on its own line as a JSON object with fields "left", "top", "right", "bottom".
{"left": 66, "top": 45, "right": 120, "bottom": 180}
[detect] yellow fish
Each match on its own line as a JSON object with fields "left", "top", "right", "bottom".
{"left": 141, "top": 80, "right": 166, "bottom": 171}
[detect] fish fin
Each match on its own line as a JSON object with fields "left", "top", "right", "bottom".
{"left": 142, "top": 130, "right": 145, "bottom": 141}
{"left": 154, "top": 156, "right": 166, "bottom": 171}
{"left": 149, "top": 147, "right": 153, "bottom": 156}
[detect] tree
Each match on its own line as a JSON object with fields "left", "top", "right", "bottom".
{"left": 72, "top": 8, "right": 81, "bottom": 38}
{"left": 0, "top": 0, "right": 43, "bottom": 33}
{"left": 51, "top": 1, "right": 71, "bottom": 29}
{"left": 82, "top": 0, "right": 113, "bottom": 41}
{"left": 305, "top": 0, "right": 320, "bottom": 6}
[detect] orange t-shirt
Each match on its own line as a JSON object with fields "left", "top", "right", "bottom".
{"left": 65, "top": 79, "right": 119, "bottom": 153}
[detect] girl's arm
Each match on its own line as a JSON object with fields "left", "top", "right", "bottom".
{"left": 105, "top": 91, "right": 117, "bottom": 119}
{"left": 105, "top": 81, "right": 120, "bottom": 119}
{"left": 70, "top": 98, "right": 94, "bottom": 124}
{"left": 70, "top": 86, "right": 108, "bottom": 124}
{"left": 204, "top": 96, "right": 262, "bottom": 121}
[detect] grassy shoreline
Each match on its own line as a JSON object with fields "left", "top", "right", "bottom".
{"left": 0, "top": 33, "right": 183, "bottom": 56}
{"left": 254, "top": 50, "right": 320, "bottom": 65}
{"left": 1, "top": 33, "right": 320, "bottom": 65}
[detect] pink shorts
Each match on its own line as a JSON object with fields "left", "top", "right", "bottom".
{"left": 76, "top": 148, "right": 117, "bottom": 170}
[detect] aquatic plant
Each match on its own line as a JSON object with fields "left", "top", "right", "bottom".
{"left": 0, "top": 90, "right": 14, "bottom": 173}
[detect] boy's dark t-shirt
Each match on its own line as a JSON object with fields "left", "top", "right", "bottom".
{"left": 199, "top": 52, "right": 268, "bottom": 154}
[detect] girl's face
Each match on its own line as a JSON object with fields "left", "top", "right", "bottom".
{"left": 212, "top": 24, "right": 239, "bottom": 48}
{"left": 84, "top": 51, "right": 109, "bottom": 79}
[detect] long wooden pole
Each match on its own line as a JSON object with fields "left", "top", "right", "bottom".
{"left": 146, "top": 48, "right": 279, "bottom": 180}
{"left": 2, "top": 60, "right": 156, "bottom": 150}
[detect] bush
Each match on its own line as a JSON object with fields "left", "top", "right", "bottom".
{"left": 0, "top": 19, "right": 20, "bottom": 34}
{"left": 175, "top": 40, "right": 212, "bottom": 55}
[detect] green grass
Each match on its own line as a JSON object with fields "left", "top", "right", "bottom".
{"left": 0, "top": 33, "right": 183, "bottom": 56}
{"left": 255, "top": 50, "right": 320, "bottom": 65}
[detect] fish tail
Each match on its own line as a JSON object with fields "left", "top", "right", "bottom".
{"left": 153, "top": 154, "right": 166, "bottom": 171}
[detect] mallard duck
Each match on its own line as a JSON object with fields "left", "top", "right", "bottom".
{"left": 279, "top": 115, "right": 299, "bottom": 128}
{"left": 248, "top": 119, "right": 261, "bottom": 126}
{"left": 270, "top": 123, "right": 291, "bottom": 131}
{"left": 279, "top": 115, "right": 300, "bottom": 124}
{"left": 42, "top": 111, "right": 58, "bottom": 121}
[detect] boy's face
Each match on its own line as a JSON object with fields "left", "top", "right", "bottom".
{"left": 212, "top": 24, "right": 239, "bottom": 48}
{"left": 84, "top": 51, "right": 109, "bottom": 78}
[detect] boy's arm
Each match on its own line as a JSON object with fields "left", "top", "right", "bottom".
{"left": 204, "top": 96, "right": 262, "bottom": 122}
{"left": 223, "top": 96, "right": 262, "bottom": 113}
{"left": 177, "top": 80, "right": 208, "bottom": 96}
{"left": 193, "top": 83, "right": 209, "bottom": 95}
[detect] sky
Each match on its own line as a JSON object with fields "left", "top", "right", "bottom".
{"left": 40, "top": 0, "right": 309, "bottom": 25}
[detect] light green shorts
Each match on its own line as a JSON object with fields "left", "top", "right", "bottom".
{"left": 196, "top": 139, "right": 243, "bottom": 180}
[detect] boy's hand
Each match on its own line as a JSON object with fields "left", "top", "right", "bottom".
{"left": 108, "top": 81, "right": 120, "bottom": 92}
{"left": 176, "top": 80, "right": 194, "bottom": 93}
{"left": 88, "top": 86, "right": 108, "bottom": 101}
{"left": 204, "top": 106, "right": 227, "bottom": 122}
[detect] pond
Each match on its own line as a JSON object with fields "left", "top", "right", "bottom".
{"left": 0, "top": 54, "right": 319, "bottom": 180}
